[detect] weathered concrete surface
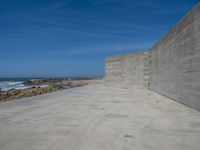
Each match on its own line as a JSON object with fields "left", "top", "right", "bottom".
{"left": 105, "top": 52, "right": 149, "bottom": 88}
{"left": 105, "top": 2, "right": 200, "bottom": 111}
{"left": 0, "top": 83, "right": 200, "bottom": 150}
{"left": 149, "top": 2, "right": 200, "bottom": 111}
{"left": 105, "top": 55, "right": 122, "bottom": 87}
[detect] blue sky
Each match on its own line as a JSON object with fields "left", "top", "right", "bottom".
{"left": 0, "top": 0, "right": 198, "bottom": 77}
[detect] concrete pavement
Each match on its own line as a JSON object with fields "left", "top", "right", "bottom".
{"left": 0, "top": 83, "right": 200, "bottom": 150}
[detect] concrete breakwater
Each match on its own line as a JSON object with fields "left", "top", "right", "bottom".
{"left": 105, "top": 2, "right": 200, "bottom": 111}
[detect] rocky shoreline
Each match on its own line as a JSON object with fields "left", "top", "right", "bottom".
{"left": 0, "top": 78, "right": 98, "bottom": 102}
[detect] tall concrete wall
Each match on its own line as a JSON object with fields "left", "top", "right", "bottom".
{"left": 105, "top": 52, "right": 150, "bottom": 89}
{"left": 105, "top": 2, "right": 200, "bottom": 111}
{"left": 149, "top": 2, "right": 200, "bottom": 111}
{"left": 105, "top": 55, "right": 123, "bottom": 87}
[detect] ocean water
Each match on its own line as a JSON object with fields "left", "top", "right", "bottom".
{"left": 0, "top": 78, "right": 40, "bottom": 91}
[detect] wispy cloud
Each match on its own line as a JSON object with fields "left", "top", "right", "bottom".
{"left": 1, "top": 0, "right": 167, "bottom": 41}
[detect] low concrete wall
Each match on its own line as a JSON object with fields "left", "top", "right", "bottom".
{"left": 105, "top": 52, "right": 150, "bottom": 89}
{"left": 149, "top": 2, "right": 200, "bottom": 111}
{"left": 105, "top": 2, "right": 200, "bottom": 111}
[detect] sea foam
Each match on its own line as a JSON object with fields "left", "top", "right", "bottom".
{"left": 0, "top": 81, "right": 29, "bottom": 91}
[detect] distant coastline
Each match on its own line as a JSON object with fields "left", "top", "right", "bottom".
{"left": 0, "top": 78, "right": 42, "bottom": 83}
{"left": 0, "top": 77, "right": 101, "bottom": 102}
{"left": 0, "top": 78, "right": 41, "bottom": 91}
{"left": 0, "top": 77, "right": 98, "bottom": 91}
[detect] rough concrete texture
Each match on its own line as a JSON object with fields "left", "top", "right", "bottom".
{"left": 149, "top": 2, "right": 200, "bottom": 111}
{"left": 105, "top": 52, "right": 149, "bottom": 88}
{"left": 105, "top": 2, "right": 200, "bottom": 111}
{"left": 0, "top": 83, "right": 200, "bottom": 150}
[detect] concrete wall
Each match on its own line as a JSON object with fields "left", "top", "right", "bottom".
{"left": 105, "top": 2, "right": 200, "bottom": 111}
{"left": 105, "top": 55, "right": 122, "bottom": 87}
{"left": 105, "top": 52, "right": 150, "bottom": 89}
{"left": 149, "top": 2, "right": 200, "bottom": 111}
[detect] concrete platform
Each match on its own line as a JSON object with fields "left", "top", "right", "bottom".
{"left": 0, "top": 83, "right": 200, "bottom": 150}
